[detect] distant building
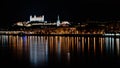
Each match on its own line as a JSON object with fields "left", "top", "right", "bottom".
{"left": 60, "top": 21, "right": 70, "bottom": 27}
{"left": 57, "top": 15, "right": 60, "bottom": 26}
{"left": 30, "top": 15, "right": 44, "bottom": 22}
{"left": 14, "top": 15, "right": 70, "bottom": 28}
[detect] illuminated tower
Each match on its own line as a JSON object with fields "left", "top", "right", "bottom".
{"left": 57, "top": 15, "right": 60, "bottom": 26}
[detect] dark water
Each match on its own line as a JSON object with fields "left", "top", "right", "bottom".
{"left": 0, "top": 35, "right": 120, "bottom": 68}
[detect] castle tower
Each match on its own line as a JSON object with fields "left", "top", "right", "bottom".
{"left": 57, "top": 15, "right": 60, "bottom": 26}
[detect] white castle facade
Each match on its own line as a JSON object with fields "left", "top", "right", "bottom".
{"left": 30, "top": 15, "right": 44, "bottom": 22}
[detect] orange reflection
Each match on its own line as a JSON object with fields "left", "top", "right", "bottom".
{"left": 94, "top": 37, "right": 96, "bottom": 55}
{"left": 82, "top": 37, "right": 84, "bottom": 54}
{"left": 100, "top": 38, "right": 103, "bottom": 54}
{"left": 1, "top": 35, "right": 118, "bottom": 66}
{"left": 88, "top": 37, "right": 90, "bottom": 54}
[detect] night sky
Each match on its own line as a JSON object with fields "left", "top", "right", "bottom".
{"left": 1, "top": 0, "right": 120, "bottom": 26}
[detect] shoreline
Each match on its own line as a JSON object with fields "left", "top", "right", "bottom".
{"left": 0, "top": 33, "right": 120, "bottom": 37}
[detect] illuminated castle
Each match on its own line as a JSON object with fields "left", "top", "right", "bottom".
{"left": 30, "top": 15, "right": 44, "bottom": 22}
{"left": 15, "top": 15, "right": 70, "bottom": 27}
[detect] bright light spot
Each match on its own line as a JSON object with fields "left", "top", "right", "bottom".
{"left": 17, "top": 22, "right": 23, "bottom": 26}
{"left": 26, "top": 24, "right": 32, "bottom": 27}
{"left": 61, "top": 21, "right": 70, "bottom": 24}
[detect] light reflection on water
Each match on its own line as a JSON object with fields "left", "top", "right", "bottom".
{"left": 0, "top": 35, "right": 120, "bottom": 67}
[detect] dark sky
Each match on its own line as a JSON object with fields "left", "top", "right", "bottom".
{"left": 1, "top": 0, "right": 120, "bottom": 25}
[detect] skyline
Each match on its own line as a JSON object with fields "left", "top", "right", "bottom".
{"left": 1, "top": 0, "right": 120, "bottom": 26}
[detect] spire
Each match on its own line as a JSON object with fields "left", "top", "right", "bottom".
{"left": 57, "top": 15, "right": 60, "bottom": 26}
{"left": 58, "top": 15, "right": 60, "bottom": 21}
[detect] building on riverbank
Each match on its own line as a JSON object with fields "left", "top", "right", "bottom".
{"left": 14, "top": 15, "right": 70, "bottom": 28}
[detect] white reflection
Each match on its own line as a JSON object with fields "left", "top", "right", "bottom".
{"left": 105, "top": 37, "right": 109, "bottom": 53}
{"left": 111, "top": 38, "right": 114, "bottom": 54}
{"left": 45, "top": 37, "right": 48, "bottom": 62}
{"left": 58, "top": 37, "right": 61, "bottom": 60}
{"left": 67, "top": 52, "right": 70, "bottom": 63}
{"left": 110, "top": 37, "right": 111, "bottom": 53}
{"left": 1, "top": 35, "right": 8, "bottom": 47}
{"left": 105, "top": 37, "right": 114, "bottom": 54}
{"left": 30, "top": 36, "right": 48, "bottom": 66}
{"left": 116, "top": 38, "right": 119, "bottom": 55}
